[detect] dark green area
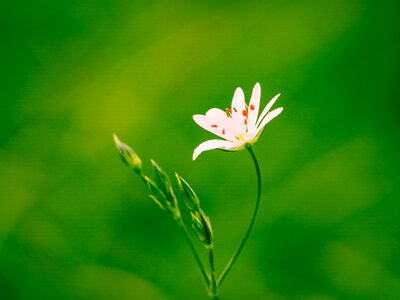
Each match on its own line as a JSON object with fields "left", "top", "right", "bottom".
{"left": 1, "top": 1, "right": 399, "bottom": 299}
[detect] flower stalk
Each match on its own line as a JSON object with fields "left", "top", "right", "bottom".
{"left": 113, "top": 82, "right": 283, "bottom": 299}
{"left": 217, "top": 145, "right": 262, "bottom": 286}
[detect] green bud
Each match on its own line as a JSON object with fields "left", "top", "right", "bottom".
{"left": 191, "top": 212, "right": 205, "bottom": 243}
{"left": 150, "top": 160, "right": 177, "bottom": 207}
{"left": 113, "top": 134, "right": 142, "bottom": 174}
{"left": 191, "top": 210, "right": 213, "bottom": 246}
{"left": 175, "top": 173, "right": 200, "bottom": 212}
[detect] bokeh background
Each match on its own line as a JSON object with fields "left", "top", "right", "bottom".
{"left": 1, "top": 0, "right": 399, "bottom": 299}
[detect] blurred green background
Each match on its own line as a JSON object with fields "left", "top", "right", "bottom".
{"left": 1, "top": 0, "right": 399, "bottom": 299}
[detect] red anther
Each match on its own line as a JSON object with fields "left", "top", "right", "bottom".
{"left": 222, "top": 129, "right": 225, "bottom": 135}
{"left": 242, "top": 109, "right": 247, "bottom": 117}
{"left": 250, "top": 104, "right": 255, "bottom": 110}
{"left": 233, "top": 107, "right": 237, "bottom": 112}
{"left": 244, "top": 119, "right": 247, "bottom": 125}
{"left": 226, "top": 108, "right": 232, "bottom": 113}
{"left": 211, "top": 124, "right": 218, "bottom": 128}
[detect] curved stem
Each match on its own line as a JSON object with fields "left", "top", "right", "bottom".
{"left": 208, "top": 245, "right": 218, "bottom": 298}
{"left": 217, "top": 146, "right": 262, "bottom": 286}
{"left": 177, "top": 219, "right": 210, "bottom": 288}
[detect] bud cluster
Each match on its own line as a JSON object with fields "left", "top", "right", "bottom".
{"left": 113, "top": 134, "right": 180, "bottom": 219}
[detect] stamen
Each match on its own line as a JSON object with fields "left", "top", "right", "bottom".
{"left": 222, "top": 129, "right": 225, "bottom": 135}
{"left": 244, "top": 119, "right": 247, "bottom": 125}
{"left": 225, "top": 108, "right": 232, "bottom": 117}
{"left": 250, "top": 104, "right": 255, "bottom": 110}
{"left": 242, "top": 109, "right": 247, "bottom": 117}
{"left": 233, "top": 107, "right": 237, "bottom": 113}
{"left": 211, "top": 124, "right": 218, "bottom": 128}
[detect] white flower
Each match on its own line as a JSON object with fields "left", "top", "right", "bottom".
{"left": 192, "top": 83, "right": 283, "bottom": 160}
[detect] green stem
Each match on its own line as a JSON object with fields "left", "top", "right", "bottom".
{"left": 177, "top": 218, "right": 210, "bottom": 288}
{"left": 208, "top": 245, "right": 218, "bottom": 298}
{"left": 217, "top": 146, "right": 262, "bottom": 286}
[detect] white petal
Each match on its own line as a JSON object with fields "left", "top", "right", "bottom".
{"left": 205, "top": 107, "right": 228, "bottom": 120}
{"left": 255, "top": 107, "right": 283, "bottom": 137}
{"left": 205, "top": 108, "right": 237, "bottom": 139}
{"left": 247, "top": 83, "right": 261, "bottom": 132}
{"left": 231, "top": 87, "right": 247, "bottom": 135}
{"left": 193, "top": 108, "right": 235, "bottom": 141}
{"left": 256, "top": 93, "right": 281, "bottom": 128}
{"left": 193, "top": 139, "right": 239, "bottom": 160}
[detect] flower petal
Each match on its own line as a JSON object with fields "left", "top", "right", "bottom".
{"left": 247, "top": 83, "right": 261, "bottom": 132}
{"left": 256, "top": 93, "right": 281, "bottom": 128}
{"left": 193, "top": 108, "right": 235, "bottom": 141}
{"left": 205, "top": 108, "right": 237, "bottom": 139}
{"left": 231, "top": 87, "right": 247, "bottom": 135}
{"left": 193, "top": 139, "right": 239, "bottom": 160}
{"left": 255, "top": 107, "right": 283, "bottom": 137}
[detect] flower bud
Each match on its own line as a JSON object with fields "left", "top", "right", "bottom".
{"left": 191, "top": 210, "right": 213, "bottom": 246}
{"left": 113, "top": 134, "right": 142, "bottom": 174}
{"left": 175, "top": 173, "right": 200, "bottom": 212}
{"left": 150, "top": 159, "right": 177, "bottom": 207}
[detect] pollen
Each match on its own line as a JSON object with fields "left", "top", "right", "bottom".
{"left": 242, "top": 109, "right": 247, "bottom": 117}
{"left": 250, "top": 104, "right": 255, "bottom": 110}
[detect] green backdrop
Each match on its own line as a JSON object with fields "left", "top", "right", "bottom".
{"left": 1, "top": 1, "right": 399, "bottom": 299}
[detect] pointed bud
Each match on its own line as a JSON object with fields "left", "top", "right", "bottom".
{"left": 150, "top": 160, "right": 177, "bottom": 206}
{"left": 191, "top": 210, "right": 213, "bottom": 246}
{"left": 175, "top": 173, "right": 200, "bottom": 212}
{"left": 113, "top": 134, "right": 142, "bottom": 174}
{"left": 191, "top": 211, "right": 206, "bottom": 244}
